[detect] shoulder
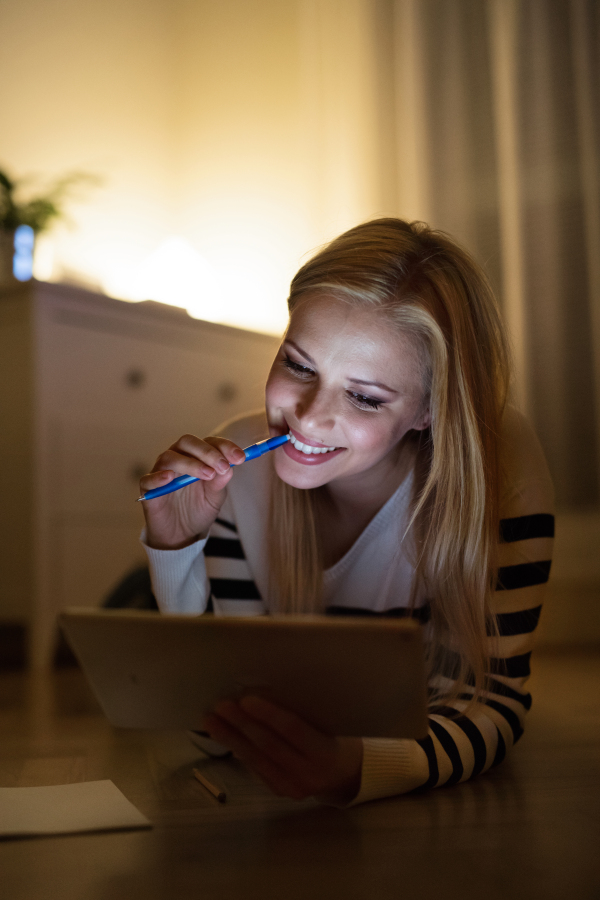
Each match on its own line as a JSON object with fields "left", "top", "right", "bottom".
{"left": 499, "top": 405, "right": 555, "bottom": 517}
{"left": 215, "top": 410, "right": 270, "bottom": 447}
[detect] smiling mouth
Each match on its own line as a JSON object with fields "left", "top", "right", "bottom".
{"left": 286, "top": 429, "right": 342, "bottom": 457}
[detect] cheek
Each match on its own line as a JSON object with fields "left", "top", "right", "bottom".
{"left": 346, "top": 409, "right": 417, "bottom": 458}
{"left": 265, "top": 370, "right": 283, "bottom": 406}
{"left": 344, "top": 415, "right": 395, "bottom": 454}
{"left": 265, "top": 369, "right": 298, "bottom": 414}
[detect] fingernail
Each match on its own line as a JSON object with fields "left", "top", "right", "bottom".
{"left": 233, "top": 449, "right": 245, "bottom": 463}
{"left": 216, "top": 458, "right": 229, "bottom": 474}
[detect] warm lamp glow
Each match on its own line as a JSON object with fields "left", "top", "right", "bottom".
{"left": 119, "top": 236, "right": 222, "bottom": 319}
{"left": 1, "top": 0, "right": 387, "bottom": 338}
{"left": 32, "top": 235, "right": 56, "bottom": 282}
{"left": 101, "top": 234, "right": 291, "bottom": 336}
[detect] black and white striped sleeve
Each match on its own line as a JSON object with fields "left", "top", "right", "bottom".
{"left": 205, "top": 516, "right": 266, "bottom": 616}
{"left": 142, "top": 503, "right": 265, "bottom": 616}
{"left": 419, "top": 511, "right": 554, "bottom": 784}
{"left": 351, "top": 504, "right": 554, "bottom": 804}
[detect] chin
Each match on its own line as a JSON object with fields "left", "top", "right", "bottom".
{"left": 273, "top": 458, "right": 332, "bottom": 491}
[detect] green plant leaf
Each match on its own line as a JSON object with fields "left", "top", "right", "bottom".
{"left": 0, "top": 166, "right": 101, "bottom": 233}
{"left": 0, "top": 169, "right": 15, "bottom": 192}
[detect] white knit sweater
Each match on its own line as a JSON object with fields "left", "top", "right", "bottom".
{"left": 144, "top": 407, "right": 554, "bottom": 804}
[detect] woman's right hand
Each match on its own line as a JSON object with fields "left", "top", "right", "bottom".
{"left": 140, "top": 434, "right": 246, "bottom": 550}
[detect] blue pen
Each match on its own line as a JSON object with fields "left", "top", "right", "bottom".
{"left": 137, "top": 433, "right": 290, "bottom": 501}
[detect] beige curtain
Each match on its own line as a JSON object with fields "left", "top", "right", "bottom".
{"left": 393, "top": 0, "right": 600, "bottom": 508}
{"left": 303, "top": 0, "right": 600, "bottom": 508}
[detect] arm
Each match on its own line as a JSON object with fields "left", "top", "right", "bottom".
{"left": 203, "top": 411, "right": 554, "bottom": 806}
{"left": 141, "top": 412, "right": 272, "bottom": 614}
{"left": 139, "top": 431, "right": 242, "bottom": 615}
{"left": 143, "top": 494, "right": 266, "bottom": 616}
{"left": 354, "top": 508, "right": 554, "bottom": 802}
{"left": 352, "top": 410, "right": 555, "bottom": 803}
{"left": 203, "top": 482, "right": 554, "bottom": 806}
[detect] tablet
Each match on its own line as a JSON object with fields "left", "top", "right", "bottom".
{"left": 59, "top": 609, "right": 429, "bottom": 738}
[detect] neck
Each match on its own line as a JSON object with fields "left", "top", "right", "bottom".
{"left": 322, "top": 435, "right": 416, "bottom": 518}
{"left": 315, "top": 440, "right": 416, "bottom": 569}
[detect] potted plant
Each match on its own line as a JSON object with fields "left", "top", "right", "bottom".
{"left": 0, "top": 167, "right": 99, "bottom": 286}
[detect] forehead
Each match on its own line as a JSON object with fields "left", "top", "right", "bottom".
{"left": 288, "top": 294, "right": 408, "bottom": 354}
{"left": 286, "top": 295, "right": 424, "bottom": 386}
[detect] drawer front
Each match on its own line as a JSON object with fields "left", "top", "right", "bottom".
{"left": 56, "top": 519, "right": 148, "bottom": 610}
{"left": 54, "top": 419, "right": 183, "bottom": 514}
{"left": 42, "top": 312, "right": 278, "bottom": 434}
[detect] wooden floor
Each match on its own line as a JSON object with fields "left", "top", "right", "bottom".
{"left": 1, "top": 649, "right": 599, "bottom": 900}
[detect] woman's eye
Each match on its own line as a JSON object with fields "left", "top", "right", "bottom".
{"left": 348, "top": 392, "right": 383, "bottom": 410}
{"left": 282, "top": 355, "right": 314, "bottom": 377}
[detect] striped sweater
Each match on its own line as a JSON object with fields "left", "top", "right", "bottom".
{"left": 144, "top": 407, "right": 554, "bottom": 804}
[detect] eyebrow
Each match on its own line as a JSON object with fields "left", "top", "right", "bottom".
{"left": 284, "top": 339, "right": 399, "bottom": 395}
{"left": 348, "top": 377, "right": 399, "bottom": 395}
{"left": 285, "top": 339, "right": 316, "bottom": 366}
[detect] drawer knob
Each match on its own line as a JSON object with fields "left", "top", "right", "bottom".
{"left": 130, "top": 463, "right": 149, "bottom": 482}
{"left": 125, "top": 368, "right": 146, "bottom": 388}
{"left": 217, "top": 381, "right": 238, "bottom": 403}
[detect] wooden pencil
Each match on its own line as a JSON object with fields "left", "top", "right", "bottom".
{"left": 193, "top": 767, "right": 227, "bottom": 803}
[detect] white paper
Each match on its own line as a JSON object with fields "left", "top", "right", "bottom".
{"left": 0, "top": 780, "right": 151, "bottom": 837}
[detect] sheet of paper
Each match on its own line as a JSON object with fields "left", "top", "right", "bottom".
{"left": 0, "top": 780, "right": 151, "bottom": 838}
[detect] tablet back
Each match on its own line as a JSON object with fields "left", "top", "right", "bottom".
{"left": 60, "top": 609, "right": 429, "bottom": 738}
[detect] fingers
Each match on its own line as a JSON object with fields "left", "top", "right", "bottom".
{"left": 199, "top": 436, "right": 246, "bottom": 468}
{"left": 204, "top": 711, "right": 307, "bottom": 799}
{"left": 140, "top": 435, "right": 245, "bottom": 493}
{"left": 161, "top": 434, "right": 245, "bottom": 475}
{"left": 238, "top": 695, "right": 324, "bottom": 759}
{"left": 216, "top": 699, "right": 311, "bottom": 767}
{"left": 205, "top": 698, "right": 335, "bottom": 801}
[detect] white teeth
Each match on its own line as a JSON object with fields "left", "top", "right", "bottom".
{"left": 288, "top": 431, "right": 337, "bottom": 455}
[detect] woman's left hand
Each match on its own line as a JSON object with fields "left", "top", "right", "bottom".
{"left": 204, "top": 695, "right": 363, "bottom": 805}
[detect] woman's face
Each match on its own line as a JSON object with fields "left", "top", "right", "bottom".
{"left": 265, "top": 295, "right": 431, "bottom": 493}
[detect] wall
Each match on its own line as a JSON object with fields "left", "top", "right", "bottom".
{"left": 0, "top": 0, "right": 393, "bottom": 334}
{"left": 538, "top": 512, "right": 600, "bottom": 646}
{"left": 171, "top": 0, "right": 314, "bottom": 333}
{"left": 0, "top": 0, "right": 175, "bottom": 294}
{"left": 1, "top": 0, "right": 598, "bottom": 646}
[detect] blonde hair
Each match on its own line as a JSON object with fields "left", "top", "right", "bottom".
{"left": 268, "top": 218, "right": 510, "bottom": 701}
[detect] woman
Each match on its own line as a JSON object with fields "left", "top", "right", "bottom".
{"left": 140, "top": 218, "right": 554, "bottom": 805}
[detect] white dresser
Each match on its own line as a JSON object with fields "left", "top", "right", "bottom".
{"left": 0, "top": 281, "right": 280, "bottom": 666}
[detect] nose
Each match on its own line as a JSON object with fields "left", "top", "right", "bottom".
{"left": 295, "top": 383, "right": 336, "bottom": 435}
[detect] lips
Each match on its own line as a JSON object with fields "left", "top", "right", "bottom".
{"left": 282, "top": 426, "right": 346, "bottom": 466}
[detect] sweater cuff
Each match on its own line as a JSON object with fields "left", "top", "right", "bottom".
{"left": 348, "top": 737, "right": 430, "bottom": 805}
{"left": 140, "top": 529, "right": 209, "bottom": 614}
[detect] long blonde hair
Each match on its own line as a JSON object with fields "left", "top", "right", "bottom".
{"left": 268, "top": 219, "right": 510, "bottom": 699}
